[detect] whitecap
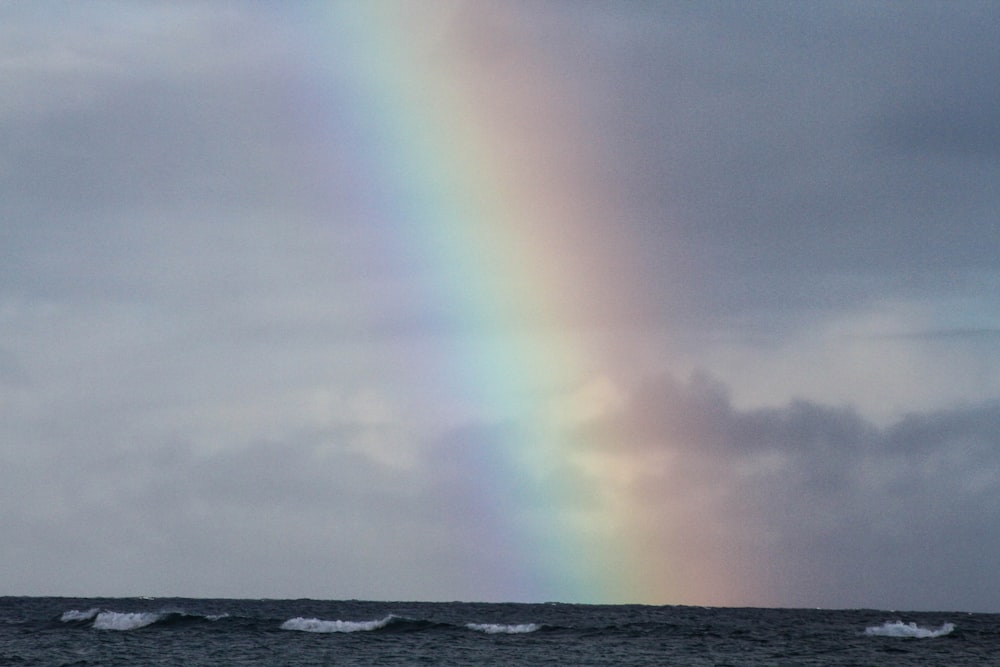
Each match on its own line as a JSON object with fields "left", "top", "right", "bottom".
{"left": 60, "top": 608, "right": 100, "bottom": 622}
{"left": 466, "top": 622, "right": 541, "bottom": 634}
{"left": 865, "top": 620, "right": 955, "bottom": 638}
{"left": 93, "top": 611, "right": 163, "bottom": 631}
{"left": 280, "top": 615, "right": 394, "bottom": 633}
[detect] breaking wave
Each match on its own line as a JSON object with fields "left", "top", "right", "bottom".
{"left": 59, "top": 608, "right": 227, "bottom": 631}
{"left": 279, "top": 615, "right": 544, "bottom": 634}
{"left": 60, "top": 609, "right": 100, "bottom": 623}
{"left": 280, "top": 616, "right": 397, "bottom": 633}
{"left": 865, "top": 621, "right": 955, "bottom": 638}
{"left": 93, "top": 612, "right": 164, "bottom": 631}
{"left": 466, "top": 623, "right": 542, "bottom": 634}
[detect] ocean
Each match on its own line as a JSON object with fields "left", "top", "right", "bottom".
{"left": 0, "top": 597, "right": 990, "bottom": 666}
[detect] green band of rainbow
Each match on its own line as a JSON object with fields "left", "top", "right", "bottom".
{"left": 301, "top": 2, "right": 678, "bottom": 604}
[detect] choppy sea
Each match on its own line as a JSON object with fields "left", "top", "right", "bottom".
{"left": 0, "top": 597, "right": 991, "bottom": 666}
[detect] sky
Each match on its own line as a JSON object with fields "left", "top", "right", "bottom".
{"left": 2, "top": 1, "right": 1000, "bottom": 612}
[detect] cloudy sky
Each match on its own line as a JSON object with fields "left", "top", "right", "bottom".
{"left": 3, "top": 1, "right": 1000, "bottom": 612}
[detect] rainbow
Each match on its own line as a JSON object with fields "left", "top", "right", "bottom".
{"left": 300, "top": 2, "right": 685, "bottom": 604}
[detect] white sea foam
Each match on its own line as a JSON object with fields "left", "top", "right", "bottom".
{"left": 60, "top": 608, "right": 100, "bottom": 622}
{"left": 280, "top": 616, "right": 394, "bottom": 633}
{"left": 865, "top": 621, "right": 955, "bottom": 638}
{"left": 466, "top": 623, "right": 542, "bottom": 634}
{"left": 93, "top": 611, "right": 163, "bottom": 631}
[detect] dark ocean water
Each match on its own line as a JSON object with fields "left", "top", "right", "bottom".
{"left": 0, "top": 597, "right": 992, "bottom": 666}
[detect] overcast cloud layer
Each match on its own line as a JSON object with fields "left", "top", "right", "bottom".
{"left": 2, "top": 2, "right": 999, "bottom": 611}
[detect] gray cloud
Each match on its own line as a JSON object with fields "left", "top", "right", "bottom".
{"left": 582, "top": 371, "right": 1000, "bottom": 610}
{"left": 536, "top": 2, "right": 1000, "bottom": 334}
{"left": 1, "top": 1, "right": 999, "bottom": 610}
{"left": 3, "top": 413, "right": 456, "bottom": 598}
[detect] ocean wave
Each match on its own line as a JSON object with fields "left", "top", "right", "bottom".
{"left": 60, "top": 609, "right": 100, "bottom": 623}
{"left": 59, "top": 608, "right": 227, "bottom": 631}
{"left": 93, "top": 611, "right": 164, "bottom": 631}
{"left": 466, "top": 623, "right": 542, "bottom": 634}
{"left": 280, "top": 615, "right": 395, "bottom": 633}
{"left": 865, "top": 621, "right": 955, "bottom": 638}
